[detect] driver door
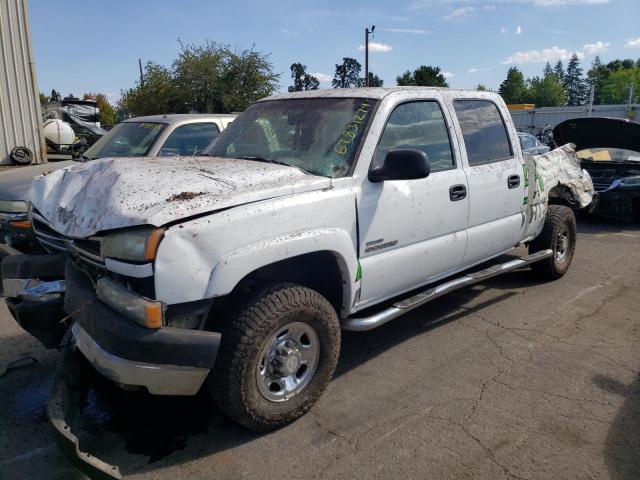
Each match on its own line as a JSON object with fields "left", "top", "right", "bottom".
{"left": 356, "top": 99, "right": 469, "bottom": 309}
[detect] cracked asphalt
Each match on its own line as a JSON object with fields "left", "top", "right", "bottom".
{"left": 1, "top": 216, "right": 639, "bottom": 480}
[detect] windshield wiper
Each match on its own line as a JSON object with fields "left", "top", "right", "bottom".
{"left": 225, "top": 155, "right": 323, "bottom": 176}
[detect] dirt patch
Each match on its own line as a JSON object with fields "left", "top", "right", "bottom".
{"left": 166, "top": 191, "right": 205, "bottom": 202}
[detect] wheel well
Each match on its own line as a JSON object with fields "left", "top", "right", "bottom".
{"left": 548, "top": 184, "right": 578, "bottom": 208}
{"left": 234, "top": 251, "right": 346, "bottom": 312}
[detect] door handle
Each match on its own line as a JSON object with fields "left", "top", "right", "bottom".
{"left": 449, "top": 184, "right": 467, "bottom": 201}
{"left": 508, "top": 175, "right": 520, "bottom": 189}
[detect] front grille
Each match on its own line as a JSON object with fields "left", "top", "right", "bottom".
{"left": 32, "top": 210, "right": 106, "bottom": 269}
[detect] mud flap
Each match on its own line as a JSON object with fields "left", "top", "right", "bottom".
{"left": 47, "top": 336, "right": 123, "bottom": 480}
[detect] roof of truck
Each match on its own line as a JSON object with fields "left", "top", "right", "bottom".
{"left": 123, "top": 113, "right": 237, "bottom": 124}
{"left": 262, "top": 86, "right": 497, "bottom": 102}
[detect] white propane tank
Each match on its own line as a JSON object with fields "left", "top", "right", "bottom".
{"left": 43, "top": 119, "right": 75, "bottom": 145}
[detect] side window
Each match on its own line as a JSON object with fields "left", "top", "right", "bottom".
{"left": 375, "top": 101, "right": 455, "bottom": 173}
{"left": 159, "top": 123, "right": 220, "bottom": 156}
{"left": 453, "top": 100, "right": 512, "bottom": 166}
{"left": 520, "top": 134, "right": 534, "bottom": 150}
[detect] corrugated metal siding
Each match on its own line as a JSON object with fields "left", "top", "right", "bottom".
{"left": 0, "top": 0, "right": 44, "bottom": 165}
{"left": 511, "top": 104, "right": 640, "bottom": 134}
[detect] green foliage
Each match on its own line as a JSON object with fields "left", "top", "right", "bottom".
{"left": 332, "top": 57, "right": 362, "bottom": 88}
{"left": 553, "top": 61, "right": 564, "bottom": 83}
{"left": 39, "top": 92, "right": 49, "bottom": 104}
{"left": 498, "top": 67, "right": 527, "bottom": 104}
{"left": 586, "top": 56, "right": 609, "bottom": 104}
{"left": 600, "top": 67, "right": 640, "bottom": 104}
{"left": 288, "top": 63, "right": 319, "bottom": 92}
{"left": 117, "top": 41, "right": 279, "bottom": 117}
{"left": 564, "top": 53, "right": 587, "bottom": 106}
{"left": 475, "top": 84, "right": 487, "bottom": 91}
{"left": 365, "top": 72, "right": 384, "bottom": 87}
{"left": 396, "top": 65, "right": 449, "bottom": 87}
{"left": 526, "top": 73, "right": 566, "bottom": 107}
{"left": 83, "top": 92, "right": 117, "bottom": 125}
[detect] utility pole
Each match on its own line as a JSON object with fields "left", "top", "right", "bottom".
{"left": 627, "top": 83, "right": 634, "bottom": 118}
{"left": 365, "top": 25, "right": 375, "bottom": 87}
{"left": 139, "top": 58, "right": 144, "bottom": 86}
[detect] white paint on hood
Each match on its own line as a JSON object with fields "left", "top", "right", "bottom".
{"left": 30, "top": 156, "right": 331, "bottom": 238}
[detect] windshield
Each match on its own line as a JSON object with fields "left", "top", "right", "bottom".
{"left": 206, "top": 98, "right": 377, "bottom": 177}
{"left": 84, "top": 122, "right": 166, "bottom": 159}
{"left": 577, "top": 148, "right": 640, "bottom": 163}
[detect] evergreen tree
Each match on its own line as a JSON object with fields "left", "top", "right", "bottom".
{"left": 564, "top": 53, "right": 587, "bottom": 106}
{"left": 553, "top": 61, "right": 565, "bottom": 82}
{"left": 476, "top": 83, "right": 487, "bottom": 91}
{"left": 543, "top": 62, "right": 553, "bottom": 77}
{"left": 586, "top": 56, "right": 609, "bottom": 105}
{"left": 498, "top": 66, "right": 527, "bottom": 104}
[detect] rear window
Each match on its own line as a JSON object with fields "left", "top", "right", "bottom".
{"left": 453, "top": 100, "right": 512, "bottom": 166}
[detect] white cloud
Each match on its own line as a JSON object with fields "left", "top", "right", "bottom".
{"left": 442, "top": 6, "right": 475, "bottom": 20}
{"left": 503, "top": 46, "right": 582, "bottom": 64}
{"left": 358, "top": 42, "right": 393, "bottom": 53}
{"left": 468, "top": 67, "right": 491, "bottom": 73}
{"left": 311, "top": 72, "right": 332, "bottom": 83}
{"left": 516, "top": 25, "right": 523, "bottom": 34}
{"left": 625, "top": 37, "right": 640, "bottom": 48}
{"left": 583, "top": 41, "right": 610, "bottom": 54}
{"left": 411, "top": 0, "right": 609, "bottom": 11}
{"left": 482, "top": 4, "right": 496, "bottom": 10}
{"left": 381, "top": 28, "right": 431, "bottom": 34}
{"left": 442, "top": 71, "right": 455, "bottom": 78}
{"left": 501, "top": 27, "right": 507, "bottom": 34}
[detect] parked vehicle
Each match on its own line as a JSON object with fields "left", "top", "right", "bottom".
{"left": 535, "top": 124, "right": 555, "bottom": 149}
{"left": 554, "top": 117, "right": 640, "bottom": 222}
{"left": 0, "top": 113, "right": 236, "bottom": 257}
{"left": 3, "top": 88, "right": 593, "bottom": 479}
{"left": 518, "top": 132, "right": 551, "bottom": 155}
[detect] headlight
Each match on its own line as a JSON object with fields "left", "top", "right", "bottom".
{"left": 620, "top": 176, "right": 640, "bottom": 187}
{"left": 101, "top": 227, "right": 164, "bottom": 262}
{"left": 0, "top": 200, "right": 29, "bottom": 213}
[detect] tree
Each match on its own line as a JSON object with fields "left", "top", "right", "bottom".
{"left": 600, "top": 67, "right": 640, "bottom": 104}
{"left": 332, "top": 57, "right": 362, "bottom": 88}
{"left": 498, "top": 66, "right": 527, "bottom": 104}
{"left": 364, "top": 72, "right": 383, "bottom": 87}
{"left": 39, "top": 92, "right": 49, "bottom": 104}
{"left": 84, "top": 92, "right": 117, "bottom": 125}
{"left": 475, "top": 84, "right": 487, "bottom": 91}
{"left": 543, "top": 62, "right": 554, "bottom": 78}
{"left": 586, "top": 56, "right": 609, "bottom": 105}
{"left": 117, "top": 41, "right": 279, "bottom": 117}
{"left": 553, "top": 61, "right": 564, "bottom": 82}
{"left": 50, "top": 89, "right": 61, "bottom": 102}
{"left": 564, "top": 53, "right": 587, "bottom": 106}
{"left": 288, "top": 63, "right": 319, "bottom": 92}
{"left": 396, "top": 65, "right": 449, "bottom": 87}
{"left": 526, "top": 73, "right": 566, "bottom": 107}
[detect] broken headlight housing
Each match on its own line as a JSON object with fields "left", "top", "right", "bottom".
{"left": 101, "top": 227, "right": 164, "bottom": 262}
{"left": 0, "top": 200, "right": 30, "bottom": 222}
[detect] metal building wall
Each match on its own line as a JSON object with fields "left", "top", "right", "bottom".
{"left": 511, "top": 104, "right": 640, "bottom": 134}
{"left": 0, "top": 0, "right": 44, "bottom": 165}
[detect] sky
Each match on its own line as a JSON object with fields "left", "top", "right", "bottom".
{"left": 30, "top": 0, "right": 640, "bottom": 103}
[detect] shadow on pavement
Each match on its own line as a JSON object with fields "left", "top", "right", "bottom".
{"left": 593, "top": 373, "right": 640, "bottom": 480}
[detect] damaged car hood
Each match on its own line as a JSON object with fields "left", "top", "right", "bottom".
{"left": 553, "top": 117, "right": 640, "bottom": 153}
{"left": 30, "top": 156, "right": 331, "bottom": 238}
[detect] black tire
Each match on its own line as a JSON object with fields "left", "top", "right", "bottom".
{"left": 210, "top": 283, "right": 341, "bottom": 431}
{"left": 529, "top": 205, "right": 577, "bottom": 280}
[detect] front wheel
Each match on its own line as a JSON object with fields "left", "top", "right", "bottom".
{"left": 210, "top": 283, "right": 341, "bottom": 431}
{"left": 529, "top": 205, "right": 577, "bottom": 280}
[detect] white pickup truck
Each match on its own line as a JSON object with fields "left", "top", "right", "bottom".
{"left": 4, "top": 87, "right": 594, "bottom": 478}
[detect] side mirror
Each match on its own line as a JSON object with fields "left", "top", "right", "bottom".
{"left": 369, "top": 149, "right": 431, "bottom": 183}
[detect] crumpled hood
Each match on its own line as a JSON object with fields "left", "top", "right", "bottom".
{"left": 30, "top": 156, "right": 331, "bottom": 238}
{"left": 553, "top": 117, "right": 640, "bottom": 153}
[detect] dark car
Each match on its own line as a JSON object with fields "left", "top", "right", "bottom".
{"left": 554, "top": 117, "right": 640, "bottom": 222}
{"left": 0, "top": 113, "right": 235, "bottom": 257}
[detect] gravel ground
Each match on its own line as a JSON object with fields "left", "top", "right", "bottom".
{"left": 0, "top": 216, "right": 638, "bottom": 480}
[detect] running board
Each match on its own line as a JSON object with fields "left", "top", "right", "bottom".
{"left": 342, "top": 249, "right": 553, "bottom": 332}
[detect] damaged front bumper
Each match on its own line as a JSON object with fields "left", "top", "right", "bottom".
{"left": 1, "top": 254, "right": 68, "bottom": 347}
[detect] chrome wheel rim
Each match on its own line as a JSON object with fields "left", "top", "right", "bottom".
{"left": 256, "top": 322, "right": 319, "bottom": 403}
{"left": 555, "top": 225, "right": 570, "bottom": 263}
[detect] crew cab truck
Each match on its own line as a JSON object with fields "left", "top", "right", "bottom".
{"left": 6, "top": 88, "right": 593, "bottom": 478}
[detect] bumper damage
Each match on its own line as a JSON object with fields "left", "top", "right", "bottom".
{"left": 48, "top": 337, "right": 123, "bottom": 480}
{"left": 1, "top": 254, "right": 68, "bottom": 347}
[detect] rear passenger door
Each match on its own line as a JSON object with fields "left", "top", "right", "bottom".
{"left": 451, "top": 99, "right": 524, "bottom": 266}
{"left": 357, "top": 99, "right": 469, "bottom": 308}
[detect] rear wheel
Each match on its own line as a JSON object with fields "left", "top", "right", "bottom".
{"left": 529, "top": 205, "right": 577, "bottom": 280}
{"left": 210, "top": 283, "right": 340, "bottom": 431}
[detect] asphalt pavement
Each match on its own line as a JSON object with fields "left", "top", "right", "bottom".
{"left": 1, "top": 216, "right": 638, "bottom": 480}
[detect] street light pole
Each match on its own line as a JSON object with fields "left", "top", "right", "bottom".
{"left": 365, "top": 25, "right": 375, "bottom": 87}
